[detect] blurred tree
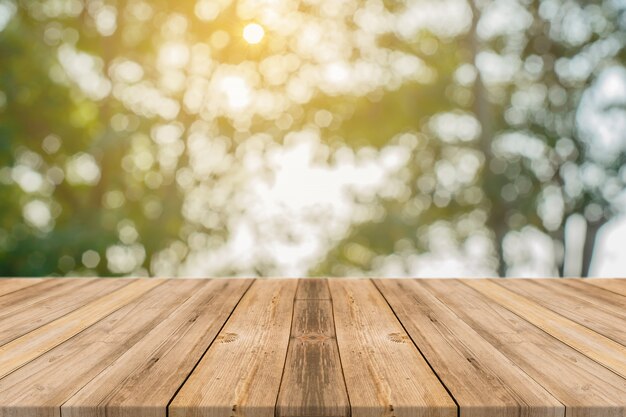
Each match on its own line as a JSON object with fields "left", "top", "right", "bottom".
{"left": 0, "top": 0, "right": 624, "bottom": 277}
{"left": 314, "top": 0, "right": 626, "bottom": 277}
{"left": 0, "top": 0, "right": 188, "bottom": 275}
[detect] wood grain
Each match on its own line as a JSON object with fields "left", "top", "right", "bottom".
{"left": 465, "top": 279, "right": 626, "bottom": 379}
{"left": 0, "top": 279, "right": 82, "bottom": 319}
{"left": 496, "top": 279, "right": 626, "bottom": 346}
{"left": 0, "top": 278, "right": 625, "bottom": 417}
{"left": 63, "top": 279, "right": 252, "bottom": 417}
{"left": 0, "top": 278, "right": 46, "bottom": 297}
{"left": 295, "top": 278, "right": 330, "bottom": 300}
{"left": 329, "top": 279, "right": 456, "bottom": 417}
{"left": 0, "top": 278, "right": 163, "bottom": 379}
{"left": 375, "top": 279, "right": 563, "bottom": 417}
{"left": 548, "top": 279, "right": 626, "bottom": 318}
{"left": 424, "top": 279, "right": 626, "bottom": 417}
{"left": 0, "top": 279, "right": 197, "bottom": 417}
{"left": 276, "top": 279, "right": 349, "bottom": 417}
{"left": 169, "top": 279, "right": 298, "bottom": 417}
{"left": 577, "top": 278, "right": 626, "bottom": 297}
{"left": 0, "top": 278, "right": 130, "bottom": 346}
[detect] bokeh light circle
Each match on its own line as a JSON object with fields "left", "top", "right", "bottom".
{"left": 243, "top": 23, "right": 265, "bottom": 44}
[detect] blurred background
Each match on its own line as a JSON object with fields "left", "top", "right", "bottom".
{"left": 0, "top": 0, "right": 625, "bottom": 278}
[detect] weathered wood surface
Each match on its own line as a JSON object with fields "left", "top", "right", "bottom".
{"left": 0, "top": 278, "right": 625, "bottom": 417}
{"left": 0, "top": 278, "right": 45, "bottom": 297}
{"left": 374, "top": 279, "right": 561, "bottom": 417}
{"left": 169, "top": 279, "right": 297, "bottom": 417}
{"left": 465, "top": 279, "right": 626, "bottom": 380}
{"left": 276, "top": 279, "right": 349, "bottom": 417}
{"left": 330, "top": 279, "right": 456, "bottom": 417}
{"left": 420, "top": 279, "right": 626, "bottom": 417}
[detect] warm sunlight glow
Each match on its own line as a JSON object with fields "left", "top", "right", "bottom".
{"left": 220, "top": 76, "right": 251, "bottom": 110}
{"left": 242, "top": 23, "right": 264, "bottom": 44}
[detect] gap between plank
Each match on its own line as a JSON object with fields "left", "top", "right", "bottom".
{"left": 328, "top": 279, "right": 352, "bottom": 417}
{"left": 458, "top": 279, "right": 626, "bottom": 397}
{"left": 56, "top": 279, "right": 252, "bottom": 417}
{"left": 488, "top": 278, "right": 626, "bottom": 351}
{"left": 569, "top": 278, "right": 626, "bottom": 301}
{"left": 0, "top": 278, "right": 48, "bottom": 299}
{"left": 274, "top": 278, "right": 353, "bottom": 417}
{"left": 388, "top": 279, "right": 568, "bottom": 417}
{"left": 0, "top": 279, "right": 161, "bottom": 381}
{"left": 441, "top": 279, "right": 569, "bottom": 415}
{"left": 0, "top": 279, "right": 132, "bottom": 348}
{"left": 163, "top": 278, "right": 257, "bottom": 417}
{"left": 370, "top": 278, "right": 461, "bottom": 417}
{"left": 580, "top": 279, "right": 626, "bottom": 298}
{"left": 273, "top": 279, "right": 299, "bottom": 417}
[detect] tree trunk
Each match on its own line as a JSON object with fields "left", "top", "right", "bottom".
{"left": 468, "top": 1, "right": 506, "bottom": 276}
{"left": 581, "top": 219, "right": 604, "bottom": 277}
{"left": 494, "top": 225, "right": 507, "bottom": 277}
{"left": 551, "top": 220, "right": 566, "bottom": 277}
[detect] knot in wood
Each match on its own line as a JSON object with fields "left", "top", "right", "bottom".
{"left": 387, "top": 332, "right": 409, "bottom": 343}
{"left": 217, "top": 332, "right": 238, "bottom": 343}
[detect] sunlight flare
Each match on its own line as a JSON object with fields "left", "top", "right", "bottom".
{"left": 242, "top": 23, "right": 264, "bottom": 44}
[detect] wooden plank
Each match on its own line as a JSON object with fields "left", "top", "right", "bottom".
{"left": 0, "top": 278, "right": 163, "bottom": 379}
{"left": 0, "top": 279, "right": 200, "bottom": 417}
{"left": 584, "top": 278, "right": 626, "bottom": 297}
{"left": 295, "top": 278, "right": 330, "bottom": 300}
{"left": 548, "top": 279, "right": 626, "bottom": 318}
{"left": 329, "top": 279, "right": 456, "bottom": 417}
{"left": 424, "top": 279, "right": 626, "bottom": 417}
{"left": 63, "top": 278, "right": 252, "bottom": 417}
{"left": 169, "top": 279, "right": 298, "bottom": 417}
{"left": 465, "top": 279, "right": 626, "bottom": 379}
{"left": 0, "top": 279, "right": 82, "bottom": 318}
{"left": 496, "top": 279, "right": 626, "bottom": 346}
{"left": 375, "top": 279, "right": 563, "bottom": 417}
{"left": 0, "top": 278, "right": 46, "bottom": 297}
{"left": 276, "top": 280, "right": 349, "bottom": 417}
{"left": 0, "top": 277, "right": 625, "bottom": 417}
{"left": 0, "top": 278, "right": 130, "bottom": 346}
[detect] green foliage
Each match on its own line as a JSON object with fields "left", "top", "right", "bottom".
{"left": 0, "top": 0, "right": 624, "bottom": 277}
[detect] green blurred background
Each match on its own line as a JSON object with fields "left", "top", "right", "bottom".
{"left": 1, "top": 0, "right": 625, "bottom": 277}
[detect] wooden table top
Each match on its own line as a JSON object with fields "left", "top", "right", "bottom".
{"left": 0, "top": 278, "right": 625, "bottom": 417}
